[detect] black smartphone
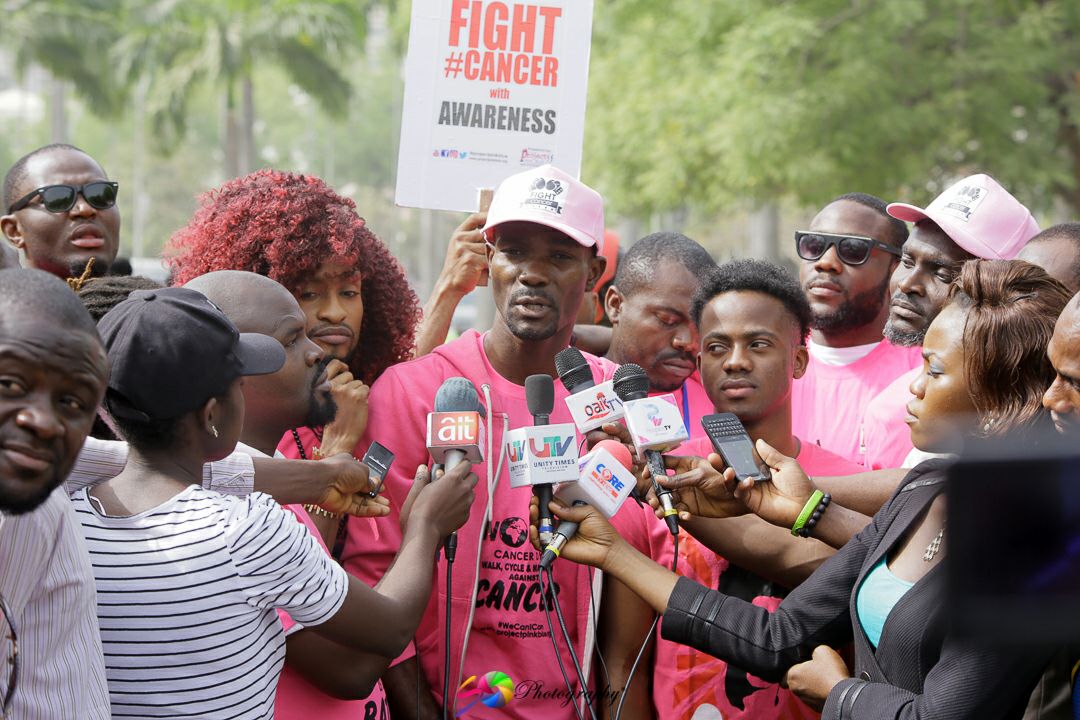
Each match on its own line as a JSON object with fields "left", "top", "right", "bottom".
{"left": 361, "top": 441, "right": 395, "bottom": 497}
{"left": 700, "top": 413, "right": 770, "bottom": 483}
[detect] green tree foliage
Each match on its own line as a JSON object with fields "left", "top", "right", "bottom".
{"left": 112, "top": 0, "right": 368, "bottom": 176}
{"left": 585, "top": 0, "right": 1080, "bottom": 215}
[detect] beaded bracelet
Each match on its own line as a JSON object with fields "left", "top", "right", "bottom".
{"left": 795, "top": 492, "right": 832, "bottom": 538}
{"left": 791, "top": 490, "right": 823, "bottom": 536}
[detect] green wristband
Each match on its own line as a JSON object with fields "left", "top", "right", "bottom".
{"left": 791, "top": 490, "right": 825, "bottom": 537}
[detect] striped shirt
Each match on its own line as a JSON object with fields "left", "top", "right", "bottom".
{"left": 0, "top": 487, "right": 111, "bottom": 719}
{"left": 72, "top": 485, "right": 348, "bottom": 719}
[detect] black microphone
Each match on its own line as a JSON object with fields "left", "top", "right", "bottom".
{"left": 555, "top": 347, "right": 595, "bottom": 393}
{"left": 612, "top": 363, "right": 680, "bottom": 536}
{"left": 525, "top": 374, "right": 556, "bottom": 545}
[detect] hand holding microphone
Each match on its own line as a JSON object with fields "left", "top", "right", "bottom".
{"left": 612, "top": 363, "right": 688, "bottom": 536}
{"left": 539, "top": 439, "right": 636, "bottom": 569}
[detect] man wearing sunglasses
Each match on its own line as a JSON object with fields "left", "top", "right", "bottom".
{"left": 1, "top": 144, "right": 120, "bottom": 280}
{"left": 861, "top": 173, "right": 1040, "bottom": 469}
{"left": 791, "top": 193, "right": 921, "bottom": 465}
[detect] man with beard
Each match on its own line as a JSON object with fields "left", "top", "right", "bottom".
{"left": 862, "top": 174, "right": 1040, "bottom": 468}
{"left": 1, "top": 145, "right": 120, "bottom": 282}
{"left": 791, "top": 193, "right": 920, "bottom": 465}
{"left": 604, "top": 232, "right": 717, "bottom": 442}
{"left": 342, "top": 165, "right": 616, "bottom": 720}
{"left": 0, "top": 268, "right": 110, "bottom": 717}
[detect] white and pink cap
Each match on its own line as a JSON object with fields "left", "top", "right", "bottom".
{"left": 483, "top": 165, "right": 605, "bottom": 253}
{"left": 886, "top": 174, "right": 1039, "bottom": 260}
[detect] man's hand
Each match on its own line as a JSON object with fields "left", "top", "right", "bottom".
{"left": 528, "top": 496, "right": 621, "bottom": 571}
{"left": 317, "top": 452, "right": 390, "bottom": 517}
{"left": 652, "top": 454, "right": 746, "bottom": 521}
{"left": 584, "top": 422, "right": 644, "bottom": 481}
{"left": 440, "top": 212, "right": 489, "bottom": 294}
{"left": 318, "top": 360, "right": 370, "bottom": 456}
{"left": 781, "top": 645, "right": 850, "bottom": 711}
{"left": 730, "top": 439, "right": 818, "bottom": 529}
{"left": 400, "top": 462, "right": 478, "bottom": 538}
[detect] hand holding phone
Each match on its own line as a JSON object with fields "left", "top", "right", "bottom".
{"left": 701, "top": 413, "right": 770, "bottom": 483}
{"left": 361, "top": 441, "right": 396, "bottom": 498}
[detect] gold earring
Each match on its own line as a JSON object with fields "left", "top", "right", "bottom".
{"left": 210, "top": 425, "right": 219, "bottom": 439}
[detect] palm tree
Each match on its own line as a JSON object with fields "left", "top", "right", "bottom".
{"left": 114, "top": 0, "right": 367, "bottom": 179}
{"left": 5, "top": 0, "right": 123, "bottom": 141}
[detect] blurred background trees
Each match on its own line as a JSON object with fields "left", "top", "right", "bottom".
{"left": 2, "top": 0, "right": 1080, "bottom": 294}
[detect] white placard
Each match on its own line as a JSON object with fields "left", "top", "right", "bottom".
{"left": 395, "top": 0, "right": 594, "bottom": 212}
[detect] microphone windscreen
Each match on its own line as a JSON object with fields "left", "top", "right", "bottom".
{"left": 555, "top": 347, "right": 594, "bottom": 392}
{"left": 434, "top": 377, "right": 482, "bottom": 413}
{"left": 612, "top": 363, "right": 650, "bottom": 400}
{"left": 594, "top": 439, "right": 633, "bottom": 471}
{"left": 525, "top": 374, "right": 555, "bottom": 417}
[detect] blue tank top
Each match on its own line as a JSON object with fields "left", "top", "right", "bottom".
{"left": 856, "top": 557, "right": 914, "bottom": 648}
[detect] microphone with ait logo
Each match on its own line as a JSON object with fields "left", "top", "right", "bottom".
{"left": 426, "top": 377, "right": 486, "bottom": 562}
{"left": 539, "top": 439, "right": 636, "bottom": 570}
{"left": 505, "top": 375, "right": 579, "bottom": 546}
{"left": 612, "top": 363, "right": 688, "bottom": 537}
{"left": 427, "top": 377, "right": 485, "bottom": 469}
{"left": 555, "top": 347, "right": 625, "bottom": 433}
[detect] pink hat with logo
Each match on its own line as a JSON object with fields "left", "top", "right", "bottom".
{"left": 886, "top": 174, "right": 1039, "bottom": 260}
{"left": 483, "top": 165, "right": 605, "bottom": 253}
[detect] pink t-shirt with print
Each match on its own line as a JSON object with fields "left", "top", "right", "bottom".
{"left": 861, "top": 367, "right": 920, "bottom": 470}
{"left": 613, "top": 436, "right": 862, "bottom": 720}
{"left": 275, "top": 503, "right": 390, "bottom": 720}
{"left": 791, "top": 341, "right": 921, "bottom": 466}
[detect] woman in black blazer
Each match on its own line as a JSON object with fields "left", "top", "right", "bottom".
{"left": 538, "top": 260, "right": 1069, "bottom": 719}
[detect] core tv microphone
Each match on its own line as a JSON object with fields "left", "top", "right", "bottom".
{"left": 427, "top": 377, "right": 486, "bottom": 469}
{"left": 612, "top": 363, "right": 688, "bottom": 536}
{"left": 539, "top": 439, "right": 636, "bottom": 569}
{"left": 555, "top": 347, "right": 625, "bottom": 433}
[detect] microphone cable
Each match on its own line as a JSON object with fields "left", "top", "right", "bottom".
{"left": 435, "top": 462, "right": 455, "bottom": 720}
{"left": 541, "top": 569, "right": 586, "bottom": 720}
{"left": 545, "top": 566, "right": 600, "bottom": 720}
{"left": 614, "top": 533, "right": 679, "bottom": 720}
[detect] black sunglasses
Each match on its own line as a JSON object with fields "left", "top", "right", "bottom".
{"left": 0, "top": 593, "right": 18, "bottom": 717}
{"left": 795, "top": 230, "right": 901, "bottom": 266}
{"left": 7, "top": 181, "right": 119, "bottom": 214}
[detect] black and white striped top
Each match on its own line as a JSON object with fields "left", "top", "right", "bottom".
{"left": 73, "top": 485, "right": 348, "bottom": 719}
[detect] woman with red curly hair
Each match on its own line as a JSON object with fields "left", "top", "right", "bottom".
{"left": 168, "top": 170, "right": 422, "bottom": 719}
{"left": 168, "top": 169, "right": 420, "bottom": 385}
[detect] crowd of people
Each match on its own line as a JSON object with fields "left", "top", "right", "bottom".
{"left": 0, "top": 140, "right": 1078, "bottom": 720}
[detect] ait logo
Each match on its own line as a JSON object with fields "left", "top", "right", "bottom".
{"left": 456, "top": 671, "right": 515, "bottom": 717}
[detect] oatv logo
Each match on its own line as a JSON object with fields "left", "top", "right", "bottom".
{"left": 644, "top": 402, "right": 665, "bottom": 428}
{"left": 582, "top": 391, "right": 621, "bottom": 420}
{"left": 507, "top": 435, "right": 575, "bottom": 462}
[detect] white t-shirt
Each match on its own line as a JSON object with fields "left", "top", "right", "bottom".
{"left": 807, "top": 338, "right": 881, "bottom": 366}
{"left": 72, "top": 485, "right": 348, "bottom": 719}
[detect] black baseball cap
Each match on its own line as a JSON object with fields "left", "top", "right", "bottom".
{"left": 98, "top": 287, "right": 285, "bottom": 421}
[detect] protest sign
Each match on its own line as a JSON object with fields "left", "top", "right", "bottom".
{"left": 395, "top": 0, "right": 594, "bottom": 212}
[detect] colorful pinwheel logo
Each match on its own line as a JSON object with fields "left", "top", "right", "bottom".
{"left": 456, "top": 671, "right": 515, "bottom": 717}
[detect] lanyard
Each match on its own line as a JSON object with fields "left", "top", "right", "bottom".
{"left": 680, "top": 382, "right": 691, "bottom": 435}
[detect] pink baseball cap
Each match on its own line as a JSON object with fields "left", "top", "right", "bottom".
{"left": 483, "top": 165, "right": 605, "bottom": 253}
{"left": 886, "top": 174, "right": 1039, "bottom": 260}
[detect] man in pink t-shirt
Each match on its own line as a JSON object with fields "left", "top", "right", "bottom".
{"left": 791, "top": 194, "right": 922, "bottom": 465}
{"left": 862, "top": 174, "right": 1041, "bottom": 469}
{"left": 603, "top": 232, "right": 716, "bottom": 443}
{"left": 341, "top": 165, "right": 618, "bottom": 720}
{"left": 607, "top": 259, "right": 862, "bottom": 720}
